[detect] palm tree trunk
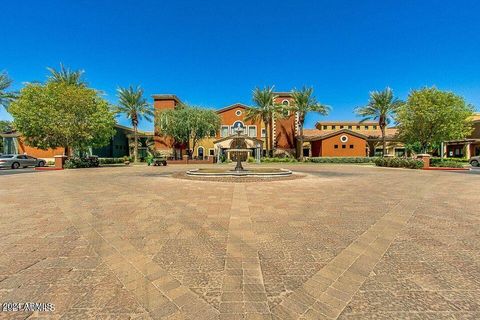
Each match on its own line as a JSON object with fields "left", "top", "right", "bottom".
{"left": 264, "top": 120, "right": 269, "bottom": 158}
{"left": 381, "top": 125, "right": 386, "bottom": 157}
{"left": 298, "top": 123, "right": 304, "bottom": 161}
{"left": 134, "top": 125, "right": 138, "bottom": 162}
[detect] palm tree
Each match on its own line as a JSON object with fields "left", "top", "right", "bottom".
{"left": 245, "top": 86, "right": 280, "bottom": 157}
{"left": 291, "top": 86, "right": 330, "bottom": 160}
{"left": 0, "top": 71, "right": 17, "bottom": 111}
{"left": 355, "top": 87, "right": 403, "bottom": 157}
{"left": 47, "top": 63, "right": 86, "bottom": 86}
{"left": 116, "top": 85, "right": 154, "bottom": 162}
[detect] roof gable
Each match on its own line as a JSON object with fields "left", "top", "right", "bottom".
{"left": 216, "top": 103, "right": 250, "bottom": 114}
{"left": 304, "top": 128, "right": 369, "bottom": 142}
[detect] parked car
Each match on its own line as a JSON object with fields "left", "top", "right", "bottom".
{"left": 0, "top": 154, "right": 46, "bottom": 169}
{"left": 469, "top": 156, "right": 480, "bottom": 167}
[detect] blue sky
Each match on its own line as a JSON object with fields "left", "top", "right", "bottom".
{"left": 1, "top": 0, "right": 479, "bottom": 131}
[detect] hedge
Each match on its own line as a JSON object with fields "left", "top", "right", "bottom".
{"left": 374, "top": 157, "right": 423, "bottom": 169}
{"left": 429, "top": 159, "right": 465, "bottom": 168}
{"left": 430, "top": 157, "right": 469, "bottom": 166}
{"left": 306, "top": 157, "right": 377, "bottom": 164}
{"left": 98, "top": 157, "right": 130, "bottom": 165}
{"left": 64, "top": 157, "right": 95, "bottom": 169}
{"left": 261, "top": 157, "right": 298, "bottom": 163}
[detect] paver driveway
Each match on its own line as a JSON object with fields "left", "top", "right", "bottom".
{"left": 0, "top": 164, "right": 478, "bottom": 319}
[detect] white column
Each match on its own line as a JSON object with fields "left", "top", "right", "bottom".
{"left": 465, "top": 142, "right": 471, "bottom": 159}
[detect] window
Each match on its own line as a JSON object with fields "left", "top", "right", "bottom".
{"left": 261, "top": 128, "right": 266, "bottom": 138}
{"left": 197, "top": 147, "right": 204, "bottom": 160}
{"left": 340, "top": 125, "right": 344, "bottom": 129}
{"left": 364, "top": 125, "right": 369, "bottom": 130}
{"left": 334, "top": 145, "right": 339, "bottom": 149}
{"left": 395, "top": 148, "right": 405, "bottom": 157}
{"left": 209, "top": 149, "right": 215, "bottom": 156}
{"left": 348, "top": 126, "right": 352, "bottom": 130}
{"left": 323, "top": 125, "right": 328, "bottom": 130}
{"left": 356, "top": 125, "right": 361, "bottom": 130}
{"left": 282, "top": 99, "right": 290, "bottom": 106}
{"left": 232, "top": 121, "right": 245, "bottom": 133}
{"left": 342, "top": 145, "right": 346, "bottom": 149}
{"left": 332, "top": 125, "right": 336, "bottom": 129}
{"left": 349, "top": 145, "right": 354, "bottom": 149}
{"left": 235, "top": 110, "right": 242, "bottom": 116}
{"left": 303, "top": 148, "right": 310, "bottom": 157}
{"left": 373, "top": 125, "right": 377, "bottom": 130}
{"left": 248, "top": 126, "right": 257, "bottom": 137}
{"left": 220, "top": 125, "right": 229, "bottom": 137}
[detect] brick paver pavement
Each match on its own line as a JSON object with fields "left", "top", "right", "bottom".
{"left": 0, "top": 164, "right": 478, "bottom": 319}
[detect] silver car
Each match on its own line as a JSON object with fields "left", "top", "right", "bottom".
{"left": 0, "top": 154, "right": 47, "bottom": 169}
{"left": 470, "top": 156, "right": 480, "bottom": 167}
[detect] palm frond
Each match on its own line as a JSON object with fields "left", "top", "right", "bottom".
{"left": 0, "top": 71, "right": 18, "bottom": 111}
{"left": 291, "top": 86, "right": 330, "bottom": 121}
{"left": 355, "top": 87, "right": 402, "bottom": 126}
{"left": 47, "top": 63, "right": 86, "bottom": 86}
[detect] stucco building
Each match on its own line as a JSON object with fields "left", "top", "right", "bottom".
{"left": 443, "top": 113, "right": 480, "bottom": 158}
{"left": 303, "top": 121, "right": 403, "bottom": 157}
{"left": 152, "top": 93, "right": 404, "bottom": 160}
{"left": 153, "top": 93, "right": 298, "bottom": 162}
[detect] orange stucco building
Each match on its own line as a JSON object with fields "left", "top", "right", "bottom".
{"left": 304, "top": 121, "right": 403, "bottom": 157}
{"left": 152, "top": 93, "right": 405, "bottom": 160}
{"left": 153, "top": 93, "right": 298, "bottom": 161}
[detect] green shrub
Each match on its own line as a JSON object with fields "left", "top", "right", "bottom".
{"left": 374, "top": 157, "right": 423, "bottom": 169}
{"left": 98, "top": 157, "right": 128, "bottom": 165}
{"left": 47, "top": 160, "right": 55, "bottom": 166}
{"left": 64, "top": 157, "right": 93, "bottom": 169}
{"left": 247, "top": 156, "right": 256, "bottom": 163}
{"left": 430, "top": 157, "right": 468, "bottom": 166}
{"left": 261, "top": 157, "right": 298, "bottom": 163}
{"left": 306, "top": 157, "right": 376, "bottom": 164}
{"left": 430, "top": 160, "right": 465, "bottom": 168}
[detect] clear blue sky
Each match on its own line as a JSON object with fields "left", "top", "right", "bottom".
{"left": 1, "top": 0, "right": 479, "bottom": 131}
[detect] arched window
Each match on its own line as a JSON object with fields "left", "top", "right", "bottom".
{"left": 231, "top": 121, "right": 245, "bottom": 133}
{"left": 198, "top": 146, "right": 204, "bottom": 160}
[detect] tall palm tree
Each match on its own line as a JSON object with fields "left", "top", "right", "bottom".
{"left": 116, "top": 85, "right": 154, "bottom": 162}
{"left": 0, "top": 71, "right": 17, "bottom": 111}
{"left": 355, "top": 87, "right": 403, "bottom": 157}
{"left": 47, "top": 63, "right": 86, "bottom": 86}
{"left": 291, "top": 86, "right": 330, "bottom": 160}
{"left": 245, "top": 86, "right": 280, "bottom": 157}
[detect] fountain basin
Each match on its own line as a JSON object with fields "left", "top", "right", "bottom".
{"left": 186, "top": 168, "right": 292, "bottom": 177}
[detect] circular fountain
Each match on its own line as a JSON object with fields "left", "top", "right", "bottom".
{"left": 186, "top": 130, "right": 292, "bottom": 178}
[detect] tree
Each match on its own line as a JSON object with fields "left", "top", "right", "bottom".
{"left": 0, "top": 71, "right": 17, "bottom": 111}
{"left": 396, "top": 87, "right": 474, "bottom": 154}
{"left": 0, "top": 120, "right": 13, "bottom": 152}
{"left": 9, "top": 82, "right": 115, "bottom": 156}
{"left": 156, "top": 105, "right": 220, "bottom": 159}
{"left": 245, "top": 86, "right": 280, "bottom": 157}
{"left": 156, "top": 106, "right": 191, "bottom": 158}
{"left": 189, "top": 107, "right": 221, "bottom": 156}
{"left": 290, "top": 86, "right": 330, "bottom": 160}
{"left": 115, "top": 86, "right": 154, "bottom": 162}
{"left": 47, "top": 63, "right": 87, "bottom": 87}
{"left": 355, "top": 87, "right": 403, "bottom": 157}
